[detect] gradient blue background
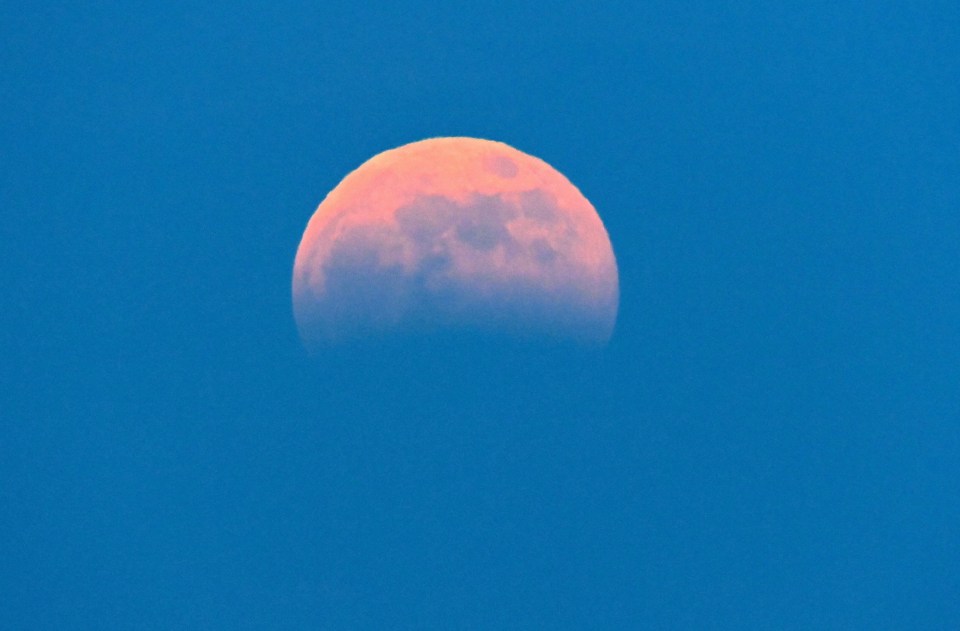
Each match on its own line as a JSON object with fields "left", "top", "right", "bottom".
{"left": 3, "top": 2, "right": 959, "bottom": 628}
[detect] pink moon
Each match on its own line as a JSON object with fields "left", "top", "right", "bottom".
{"left": 292, "top": 137, "right": 619, "bottom": 349}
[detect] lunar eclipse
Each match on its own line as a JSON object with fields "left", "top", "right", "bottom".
{"left": 292, "top": 137, "right": 618, "bottom": 350}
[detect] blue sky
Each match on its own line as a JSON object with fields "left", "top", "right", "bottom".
{"left": 3, "top": 2, "right": 959, "bottom": 628}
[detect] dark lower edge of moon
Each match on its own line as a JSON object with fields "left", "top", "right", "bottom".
{"left": 300, "top": 330, "right": 616, "bottom": 420}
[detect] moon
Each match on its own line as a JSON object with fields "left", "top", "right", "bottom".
{"left": 292, "top": 137, "right": 618, "bottom": 350}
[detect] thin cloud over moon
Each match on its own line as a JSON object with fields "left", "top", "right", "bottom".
{"left": 292, "top": 137, "right": 618, "bottom": 349}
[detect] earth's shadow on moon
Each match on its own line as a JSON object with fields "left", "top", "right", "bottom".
{"left": 300, "top": 332, "right": 618, "bottom": 430}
